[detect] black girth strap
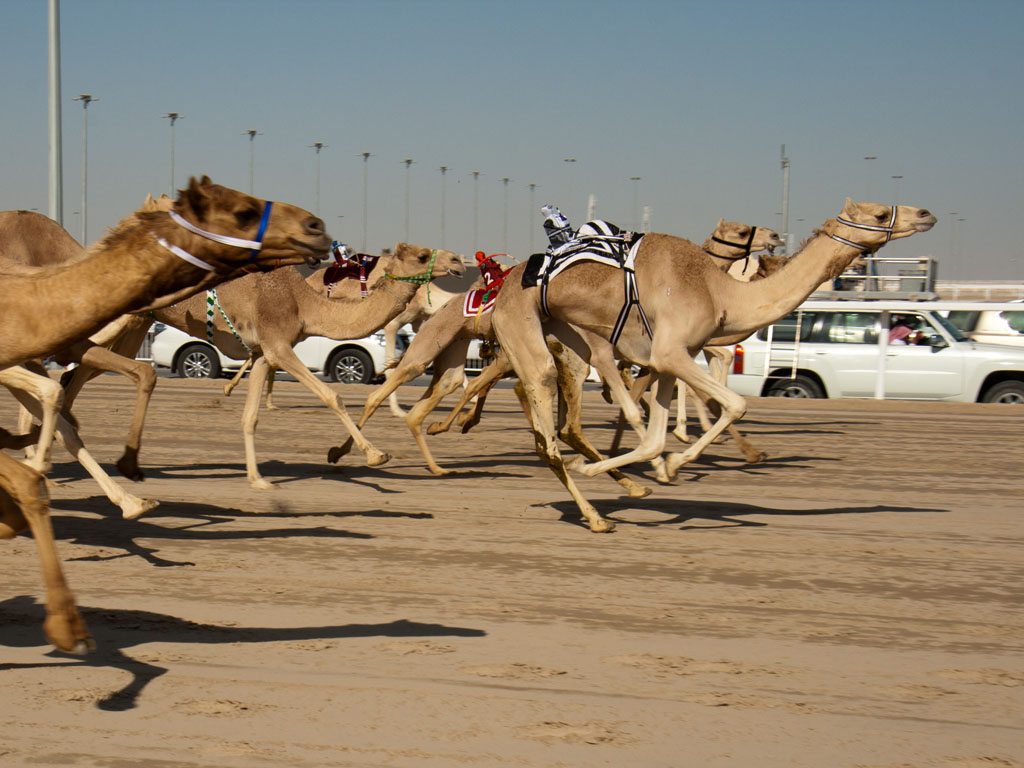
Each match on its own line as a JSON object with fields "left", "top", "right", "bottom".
{"left": 610, "top": 265, "right": 653, "bottom": 346}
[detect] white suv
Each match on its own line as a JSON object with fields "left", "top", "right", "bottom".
{"left": 726, "top": 302, "right": 1024, "bottom": 404}
{"left": 149, "top": 325, "right": 409, "bottom": 384}
{"left": 944, "top": 303, "right": 1024, "bottom": 347}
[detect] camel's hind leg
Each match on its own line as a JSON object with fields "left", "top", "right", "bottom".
{"left": 403, "top": 342, "right": 473, "bottom": 475}
{"left": 1, "top": 365, "right": 62, "bottom": 475}
{"left": 427, "top": 352, "right": 511, "bottom": 436}
{"left": 0, "top": 451, "right": 93, "bottom": 653}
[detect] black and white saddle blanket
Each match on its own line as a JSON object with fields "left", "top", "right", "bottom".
{"left": 521, "top": 220, "right": 651, "bottom": 345}
{"left": 522, "top": 220, "right": 644, "bottom": 288}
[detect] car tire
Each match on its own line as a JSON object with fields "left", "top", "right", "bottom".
{"left": 176, "top": 344, "right": 221, "bottom": 379}
{"left": 767, "top": 374, "right": 824, "bottom": 399}
{"left": 982, "top": 380, "right": 1024, "bottom": 404}
{"left": 327, "top": 347, "right": 374, "bottom": 384}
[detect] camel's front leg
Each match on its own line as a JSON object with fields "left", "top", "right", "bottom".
{"left": 664, "top": 365, "right": 748, "bottom": 479}
{"left": 1, "top": 364, "right": 64, "bottom": 475}
{"left": 0, "top": 452, "right": 93, "bottom": 653}
{"left": 427, "top": 352, "right": 509, "bottom": 436}
{"left": 241, "top": 356, "right": 276, "bottom": 489}
{"left": 264, "top": 346, "right": 390, "bottom": 469}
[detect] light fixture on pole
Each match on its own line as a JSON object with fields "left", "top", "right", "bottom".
{"left": 359, "top": 152, "right": 373, "bottom": 252}
{"left": 563, "top": 158, "right": 576, "bottom": 219}
{"left": 309, "top": 142, "right": 327, "bottom": 216}
{"left": 162, "top": 112, "right": 184, "bottom": 195}
{"left": 630, "top": 176, "right": 641, "bottom": 232}
{"left": 401, "top": 158, "right": 414, "bottom": 243}
{"left": 72, "top": 93, "right": 98, "bottom": 243}
{"left": 242, "top": 129, "right": 261, "bottom": 194}
{"left": 438, "top": 165, "right": 450, "bottom": 249}
{"left": 501, "top": 177, "right": 512, "bottom": 255}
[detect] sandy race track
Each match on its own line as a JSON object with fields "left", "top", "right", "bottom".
{"left": 2, "top": 375, "right": 1022, "bottom": 767}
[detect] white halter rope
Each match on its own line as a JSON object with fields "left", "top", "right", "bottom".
{"left": 153, "top": 201, "right": 274, "bottom": 272}
{"left": 830, "top": 205, "right": 898, "bottom": 253}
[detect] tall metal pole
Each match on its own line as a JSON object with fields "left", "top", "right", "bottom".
{"left": 243, "top": 129, "right": 261, "bottom": 194}
{"left": 309, "top": 142, "right": 326, "bottom": 216}
{"left": 48, "top": 0, "right": 63, "bottom": 225}
{"left": 780, "top": 145, "right": 791, "bottom": 256}
{"left": 528, "top": 183, "right": 537, "bottom": 254}
{"left": 438, "top": 166, "right": 449, "bottom": 250}
{"left": 630, "top": 176, "right": 641, "bottom": 232}
{"left": 501, "top": 177, "right": 511, "bottom": 254}
{"left": 863, "top": 155, "right": 877, "bottom": 201}
{"left": 163, "top": 113, "right": 183, "bottom": 195}
{"left": 563, "top": 158, "right": 576, "bottom": 220}
{"left": 73, "top": 94, "right": 97, "bottom": 243}
{"left": 359, "top": 152, "right": 372, "bottom": 251}
{"left": 471, "top": 171, "right": 481, "bottom": 253}
{"left": 891, "top": 174, "right": 904, "bottom": 205}
{"left": 402, "top": 158, "right": 414, "bottom": 243}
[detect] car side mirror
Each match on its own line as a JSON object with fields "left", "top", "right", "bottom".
{"left": 930, "top": 337, "right": 949, "bottom": 351}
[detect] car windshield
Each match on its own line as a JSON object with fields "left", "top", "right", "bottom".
{"left": 928, "top": 312, "right": 970, "bottom": 342}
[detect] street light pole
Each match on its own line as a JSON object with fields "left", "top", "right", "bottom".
{"left": 891, "top": 174, "right": 904, "bottom": 205}
{"left": 73, "top": 94, "right": 97, "bottom": 243}
{"left": 780, "top": 145, "right": 791, "bottom": 256}
{"left": 48, "top": 0, "right": 63, "bottom": 226}
{"left": 163, "top": 112, "right": 183, "bottom": 195}
{"left": 471, "top": 171, "right": 481, "bottom": 253}
{"left": 402, "top": 158, "right": 414, "bottom": 243}
{"left": 359, "top": 151, "right": 373, "bottom": 252}
{"left": 563, "top": 158, "right": 576, "bottom": 219}
{"left": 309, "top": 142, "right": 327, "bottom": 216}
{"left": 501, "top": 177, "right": 511, "bottom": 254}
{"left": 630, "top": 176, "right": 641, "bottom": 232}
{"left": 863, "top": 155, "right": 878, "bottom": 201}
{"left": 528, "top": 183, "right": 537, "bottom": 254}
{"left": 242, "top": 129, "right": 261, "bottom": 194}
{"left": 438, "top": 165, "right": 450, "bottom": 250}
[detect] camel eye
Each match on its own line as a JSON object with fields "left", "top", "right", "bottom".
{"left": 234, "top": 207, "right": 260, "bottom": 228}
{"left": 875, "top": 211, "right": 889, "bottom": 222}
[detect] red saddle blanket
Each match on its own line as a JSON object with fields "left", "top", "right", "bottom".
{"left": 463, "top": 287, "right": 500, "bottom": 318}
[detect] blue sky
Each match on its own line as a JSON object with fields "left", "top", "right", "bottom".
{"left": 2, "top": 0, "right": 1022, "bottom": 280}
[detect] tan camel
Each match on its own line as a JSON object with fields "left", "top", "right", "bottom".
{"left": 143, "top": 243, "right": 465, "bottom": 489}
{"left": 491, "top": 200, "right": 936, "bottom": 532}
{"left": 0, "top": 209, "right": 165, "bottom": 481}
{"left": 0, "top": 176, "right": 331, "bottom": 653}
{"left": 332, "top": 221, "right": 781, "bottom": 483}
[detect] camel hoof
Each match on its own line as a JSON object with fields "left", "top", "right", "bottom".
{"left": 116, "top": 454, "right": 145, "bottom": 482}
{"left": 249, "top": 478, "right": 277, "bottom": 491}
{"left": 563, "top": 455, "right": 585, "bottom": 472}
{"left": 366, "top": 450, "right": 392, "bottom": 467}
{"left": 672, "top": 429, "right": 693, "bottom": 444}
{"left": 745, "top": 451, "right": 768, "bottom": 465}
{"left": 627, "top": 484, "right": 652, "bottom": 499}
{"left": 425, "top": 422, "right": 446, "bottom": 436}
{"left": 327, "top": 440, "right": 353, "bottom": 464}
{"left": 428, "top": 466, "right": 454, "bottom": 477}
{"left": 44, "top": 615, "right": 94, "bottom": 655}
{"left": 588, "top": 518, "right": 616, "bottom": 533}
{"left": 122, "top": 497, "right": 159, "bottom": 521}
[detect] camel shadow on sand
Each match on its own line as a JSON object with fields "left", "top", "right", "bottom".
{"left": 43, "top": 498, "right": 432, "bottom": 569}
{"left": 550, "top": 496, "right": 947, "bottom": 532}
{"left": 0, "top": 595, "right": 485, "bottom": 712}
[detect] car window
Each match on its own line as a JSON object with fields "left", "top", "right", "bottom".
{"left": 757, "top": 311, "right": 818, "bottom": 342}
{"left": 1002, "top": 311, "right": 1024, "bottom": 335}
{"left": 930, "top": 313, "right": 969, "bottom": 342}
{"left": 822, "top": 312, "right": 878, "bottom": 344}
{"left": 945, "top": 310, "right": 978, "bottom": 332}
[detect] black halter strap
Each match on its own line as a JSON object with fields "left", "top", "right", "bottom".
{"left": 704, "top": 226, "right": 758, "bottom": 272}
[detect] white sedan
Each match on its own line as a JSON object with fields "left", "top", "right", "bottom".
{"left": 149, "top": 325, "right": 409, "bottom": 384}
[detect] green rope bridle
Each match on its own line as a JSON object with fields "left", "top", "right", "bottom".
{"left": 384, "top": 248, "right": 437, "bottom": 306}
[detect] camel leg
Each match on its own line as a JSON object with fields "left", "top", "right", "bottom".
{"left": 551, "top": 348, "right": 651, "bottom": 499}
{"left": 0, "top": 366, "right": 62, "bottom": 475}
{"left": 427, "top": 353, "right": 511, "bottom": 436}
{"left": 259, "top": 346, "right": 390, "bottom": 476}
{"left": 671, "top": 380, "right": 694, "bottom": 443}
{"left": 241, "top": 356, "right": 276, "bottom": 490}
{"left": 223, "top": 357, "right": 251, "bottom": 396}
{"left": 384, "top": 318, "right": 409, "bottom": 419}
{"left": 0, "top": 451, "right": 93, "bottom": 653}
{"left": 404, "top": 344, "right": 472, "bottom": 475}
{"left": 608, "top": 368, "right": 652, "bottom": 456}
{"left": 494, "top": 307, "right": 614, "bottom": 533}
{"left": 66, "top": 344, "right": 157, "bottom": 481}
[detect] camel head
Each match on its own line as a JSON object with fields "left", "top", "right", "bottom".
{"left": 150, "top": 175, "right": 331, "bottom": 272}
{"left": 705, "top": 220, "right": 784, "bottom": 255}
{"left": 389, "top": 243, "right": 467, "bottom": 280}
{"left": 827, "top": 199, "right": 937, "bottom": 251}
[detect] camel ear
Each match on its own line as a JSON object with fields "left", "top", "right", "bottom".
{"left": 199, "top": 174, "right": 214, "bottom": 187}
{"left": 179, "top": 176, "right": 211, "bottom": 222}
{"left": 841, "top": 197, "right": 858, "bottom": 216}
{"left": 394, "top": 242, "right": 405, "bottom": 255}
